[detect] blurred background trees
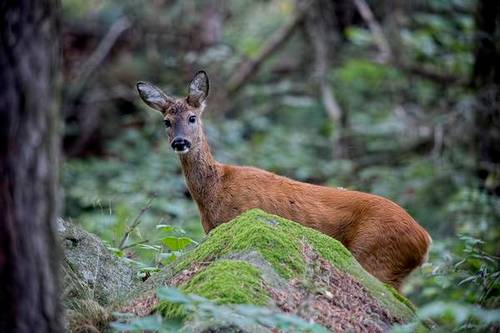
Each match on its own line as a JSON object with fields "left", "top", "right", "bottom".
{"left": 59, "top": 0, "right": 499, "bottom": 330}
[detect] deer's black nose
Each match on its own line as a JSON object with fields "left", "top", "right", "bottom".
{"left": 171, "top": 137, "right": 191, "bottom": 152}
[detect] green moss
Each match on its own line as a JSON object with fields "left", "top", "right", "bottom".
{"left": 175, "top": 210, "right": 306, "bottom": 279}
{"left": 386, "top": 284, "right": 417, "bottom": 312}
{"left": 175, "top": 209, "right": 358, "bottom": 279}
{"left": 158, "top": 260, "right": 269, "bottom": 319}
{"left": 183, "top": 260, "right": 269, "bottom": 305}
{"left": 170, "top": 209, "right": 415, "bottom": 320}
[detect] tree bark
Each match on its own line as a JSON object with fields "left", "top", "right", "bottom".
{"left": 472, "top": 0, "right": 500, "bottom": 195}
{"left": 0, "top": 0, "right": 63, "bottom": 332}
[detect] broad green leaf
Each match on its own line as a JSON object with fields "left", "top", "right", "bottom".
{"left": 161, "top": 236, "right": 194, "bottom": 250}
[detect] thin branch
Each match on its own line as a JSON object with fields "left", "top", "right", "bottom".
{"left": 76, "top": 17, "right": 130, "bottom": 84}
{"left": 118, "top": 196, "right": 155, "bottom": 250}
{"left": 67, "top": 17, "right": 131, "bottom": 102}
{"left": 121, "top": 239, "right": 149, "bottom": 250}
{"left": 352, "top": 0, "right": 392, "bottom": 63}
{"left": 320, "top": 83, "right": 342, "bottom": 122}
{"left": 227, "top": 13, "right": 304, "bottom": 96}
{"left": 400, "top": 63, "right": 466, "bottom": 85}
{"left": 308, "top": 20, "right": 342, "bottom": 122}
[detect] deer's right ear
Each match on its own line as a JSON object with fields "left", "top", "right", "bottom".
{"left": 136, "top": 81, "right": 174, "bottom": 113}
{"left": 187, "top": 71, "right": 209, "bottom": 108}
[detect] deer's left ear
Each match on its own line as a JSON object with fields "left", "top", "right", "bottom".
{"left": 187, "top": 71, "right": 209, "bottom": 108}
{"left": 136, "top": 81, "right": 175, "bottom": 113}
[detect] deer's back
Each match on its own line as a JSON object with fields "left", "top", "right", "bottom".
{"left": 213, "top": 165, "right": 415, "bottom": 236}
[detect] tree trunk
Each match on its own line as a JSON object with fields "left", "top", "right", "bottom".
{"left": 472, "top": 0, "right": 500, "bottom": 195}
{"left": 0, "top": 1, "right": 63, "bottom": 332}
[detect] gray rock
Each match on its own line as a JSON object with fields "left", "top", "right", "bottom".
{"left": 58, "top": 218, "right": 140, "bottom": 306}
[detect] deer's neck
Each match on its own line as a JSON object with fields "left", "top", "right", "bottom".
{"left": 179, "top": 132, "right": 220, "bottom": 211}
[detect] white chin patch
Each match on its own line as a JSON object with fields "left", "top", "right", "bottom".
{"left": 175, "top": 148, "right": 190, "bottom": 154}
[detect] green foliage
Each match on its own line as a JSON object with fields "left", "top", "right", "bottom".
{"left": 401, "top": 10, "right": 474, "bottom": 75}
{"left": 407, "top": 235, "right": 500, "bottom": 305}
{"left": 403, "top": 215, "right": 499, "bottom": 331}
{"left": 393, "top": 302, "right": 500, "bottom": 333}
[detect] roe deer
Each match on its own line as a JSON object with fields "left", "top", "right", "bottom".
{"left": 136, "top": 71, "right": 431, "bottom": 290}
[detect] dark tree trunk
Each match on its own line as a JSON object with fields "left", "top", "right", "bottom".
{"left": 472, "top": 0, "right": 500, "bottom": 195}
{"left": 0, "top": 1, "right": 63, "bottom": 332}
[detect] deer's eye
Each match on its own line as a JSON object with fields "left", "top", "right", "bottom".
{"left": 188, "top": 115, "right": 196, "bottom": 124}
{"left": 164, "top": 119, "right": 171, "bottom": 128}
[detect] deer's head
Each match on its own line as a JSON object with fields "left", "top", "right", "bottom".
{"left": 136, "top": 71, "right": 209, "bottom": 154}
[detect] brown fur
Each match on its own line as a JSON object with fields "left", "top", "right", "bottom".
{"left": 137, "top": 74, "right": 432, "bottom": 290}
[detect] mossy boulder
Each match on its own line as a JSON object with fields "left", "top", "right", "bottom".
{"left": 123, "top": 209, "right": 417, "bottom": 332}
